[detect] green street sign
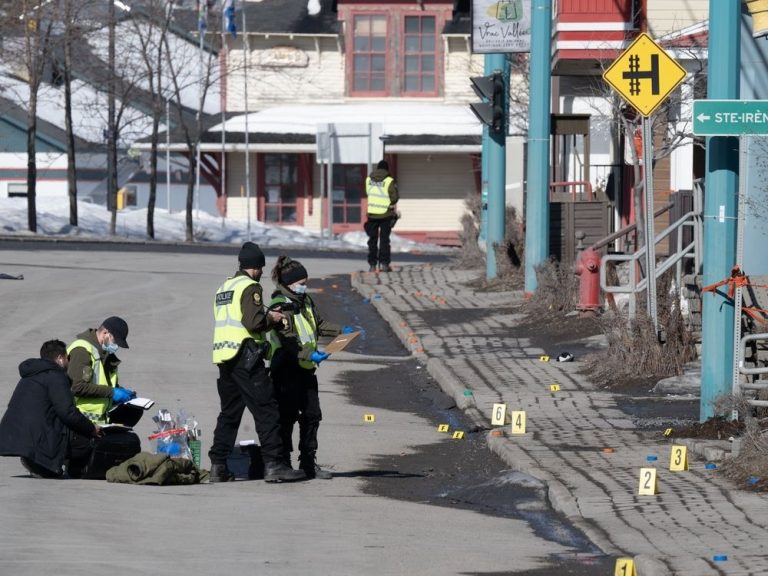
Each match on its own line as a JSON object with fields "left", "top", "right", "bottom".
{"left": 693, "top": 100, "right": 768, "bottom": 135}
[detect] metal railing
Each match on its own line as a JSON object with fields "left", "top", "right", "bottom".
{"left": 599, "top": 181, "right": 703, "bottom": 318}
{"left": 737, "top": 333, "right": 768, "bottom": 408}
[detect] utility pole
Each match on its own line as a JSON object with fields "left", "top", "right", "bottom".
{"left": 469, "top": 56, "right": 507, "bottom": 279}
{"left": 107, "top": 0, "right": 117, "bottom": 234}
{"left": 700, "top": 0, "right": 741, "bottom": 421}
{"left": 523, "top": 0, "right": 552, "bottom": 293}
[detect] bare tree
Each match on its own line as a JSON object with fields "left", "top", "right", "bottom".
{"left": 163, "top": 15, "right": 221, "bottom": 242}
{"left": 10, "top": 2, "right": 56, "bottom": 233}
{"left": 52, "top": 0, "right": 96, "bottom": 228}
{"left": 129, "top": 1, "right": 174, "bottom": 239}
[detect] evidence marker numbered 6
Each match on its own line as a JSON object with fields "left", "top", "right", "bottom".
{"left": 491, "top": 403, "right": 507, "bottom": 426}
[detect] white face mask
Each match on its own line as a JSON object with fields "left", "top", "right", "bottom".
{"left": 290, "top": 282, "right": 307, "bottom": 295}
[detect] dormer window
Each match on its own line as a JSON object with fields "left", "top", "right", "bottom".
{"left": 348, "top": 8, "right": 442, "bottom": 97}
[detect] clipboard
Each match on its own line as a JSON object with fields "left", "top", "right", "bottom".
{"left": 324, "top": 331, "right": 361, "bottom": 353}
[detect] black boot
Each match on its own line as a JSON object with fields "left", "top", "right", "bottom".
{"left": 264, "top": 461, "right": 306, "bottom": 483}
{"left": 300, "top": 454, "right": 333, "bottom": 480}
{"left": 210, "top": 463, "right": 235, "bottom": 483}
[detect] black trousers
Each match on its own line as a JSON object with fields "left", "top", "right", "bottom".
{"left": 209, "top": 343, "right": 283, "bottom": 465}
{"left": 364, "top": 217, "right": 394, "bottom": 267}
{"left": 271, "top": 350, "right": 322, "bottom": 462}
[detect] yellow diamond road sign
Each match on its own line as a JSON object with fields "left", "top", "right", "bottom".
{"left": 603, "top": 32, "right": 687, "bottom": 117}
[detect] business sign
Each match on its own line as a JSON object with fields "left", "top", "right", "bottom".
{"left": 471, "top": 0, "right": 531, "bottom": 54}
{"left": 692, "top": 100, "right": 768, "bottom": 136}
{"left": 603, "top": 32, "right": 687, "bottom": 117}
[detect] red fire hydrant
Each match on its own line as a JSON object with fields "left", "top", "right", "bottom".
{"left": 575, "top": 248, "right": 601, "bottom": 313}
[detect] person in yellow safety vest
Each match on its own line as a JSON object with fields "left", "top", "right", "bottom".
{"left": 209, "top": 242, "right": 306, "bottom": 484}
{"left": 66, "top": 316, "right": 136, "bottom": 424}
{"left": 268, "top": 256, "right": 354, "bottom": 479}
{"left": 364, "top": 159, "right": 400, "bottom": 273}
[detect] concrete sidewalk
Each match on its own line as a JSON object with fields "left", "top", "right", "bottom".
{"left": 352, "top": 263, "right": 768, "bottom": 576}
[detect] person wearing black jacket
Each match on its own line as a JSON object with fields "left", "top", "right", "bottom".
{"left": 269, "top": 256, "right": 349, "bottom": 479}
{"left": 0, "top": 340, "right": 101, "bottom": 478}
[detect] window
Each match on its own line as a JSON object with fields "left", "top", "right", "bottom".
{"left": 262, "top": 154, "right": 298, "bottom": 224}
{"left": 403, "top": 15, "right": 436, "bottom": 95}
{"left": 352, "top": 15, "right": 387, "bottom": 94}
{"left": 332, "top": 165, "right": 365, "bottom": 226}
{"left": 7, "top": 183, "right": 27, "bottom": 198}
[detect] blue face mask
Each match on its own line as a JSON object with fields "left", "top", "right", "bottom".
{"left": 102, "top": 342, "right": 119, "bottom": 355}
{"left": 290, "top": 283, "right": 307, "bottom": 295}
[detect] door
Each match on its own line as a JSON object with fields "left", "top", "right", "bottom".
{"left": 331, "top": 164, "right": 366, "bottom": 233}
{"left": 260, "top": 153, "right": 301, "bottom": 225}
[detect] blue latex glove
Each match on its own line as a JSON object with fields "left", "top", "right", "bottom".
{"left": 112, "top": 387, "right": 135, "bottom": 404}
{"left": 342, "top": 326, "right": 355, "bottom": 334}
{"left": 309, "top": 351, "right": 330, "bottom": 364}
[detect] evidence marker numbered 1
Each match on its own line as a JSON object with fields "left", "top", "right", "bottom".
{"left": 363, "top": 414, "right": 375, "bottom": 423}
{"left": 638, "top": 467, "right": 658, "bottom": 495}
{"left": 491, "top": 403, "right": 507, "bottom": 426}
{"left": 511, "top": 411, "right": 526, "bottom": 435}
{"left": 452, "top": 431, "right": 465, "bottom": 440}
{"left": 614, "top": 557, "right": 636, "bottom": 576}
{"left": 437, "top": 424, "right": 450, "bottom": 432}
{"left": 669, "top": 445, "right": 688, "bottom": 471}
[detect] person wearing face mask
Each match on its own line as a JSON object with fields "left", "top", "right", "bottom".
{"left": 0, "top": 340, "right": 102, "bottom": 478}
{"left": 67, "top": 316, "right": 136, "bottom": 424}
{"left": 268, "top": 255, "right": 352, "bottom": 479}
{"left": 209, "top": 242, "right": 306, "bottom": 483}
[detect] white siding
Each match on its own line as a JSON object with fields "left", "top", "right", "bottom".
{"left": 396, "top": 154, "right": 474, "bottom": 231}
{"left": 397, "top": 198, "right": 466, "bottom": 231}
{"left": 647, "top": 0, "right": 708, "bottom": 37}
{"left": 444, "top": 37, "right": 484, "bottom": 102}
{"left": 227, "top": 37, "right": 344, "bottom": 110}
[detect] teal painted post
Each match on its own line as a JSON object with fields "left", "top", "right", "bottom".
{"left": 479, "top": 56, "right": 491, "bottom": 246}
{"left": 486, "top": 53, "right": 507, "bottom": 280}
{"left": 701, "top": 0, "right": 740, "bottom": 421}
{"left": 523, "top": 0, "right": 552, "bottom": 293}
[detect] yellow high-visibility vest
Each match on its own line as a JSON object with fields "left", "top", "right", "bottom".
{"left": 212, "top": 275, "right": 265, "bottom": 364}
{"left": 267, "top": 294, "right": 318, "bottom": 370}
{"left": 366, "top": 175, "right": 393, "bottom": 215}
{"left": 66, "top": 339, "right": 117, "bottom": 423}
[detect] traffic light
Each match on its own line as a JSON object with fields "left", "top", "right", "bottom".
{"left": 469, "top": 71, "right": 505, "bottom": 133}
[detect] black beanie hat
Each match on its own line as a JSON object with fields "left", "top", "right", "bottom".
{"left": 377, "top": 160, "right": 389, "bottom": 171}
{"left": 238, "top": 242, "right": 266, "bottom": 269}
{"left": 280, "top": 260, "right": 308, "bottom": 286}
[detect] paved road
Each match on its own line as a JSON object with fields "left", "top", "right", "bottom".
{"left": 0, "top": 246, "right": 607, "bottom": 576}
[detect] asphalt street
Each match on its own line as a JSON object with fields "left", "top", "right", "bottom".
{"left": 0, "top": 244, "right": 611, "bottom": 576}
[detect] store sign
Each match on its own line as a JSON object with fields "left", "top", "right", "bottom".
{"left": 471, "top": 0, "right": 531, "bottom": 54}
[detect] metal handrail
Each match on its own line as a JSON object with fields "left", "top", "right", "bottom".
{"left": 592, "top": 201, "right": 673, "bottom": 251}
{"left": 600, "top": 210, "right": 699, "bottom": 318}
{"left": 737, "top": 333, "right": 768, "bottom": 408}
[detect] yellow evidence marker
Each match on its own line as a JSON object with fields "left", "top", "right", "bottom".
{"left": 491, "top": 403, "right": 507, "bottom": 426}
{"left": 663, "top": 427, "right": 673, "bottom": 437}
{"left": 549, "top": 384, "right": 560, "bottom": 392}
{"left": 614, "top": 557, "right": 637, "bottom": 576}
{"left": 669, "top": 445, "right": 689, "bottom": 471}
{"left": 452, "top": 431, "right": 465, "bottom": 439}
{"left": 638, "top": 467, "right": 658, "bottom": 495}
{"left": 363, "top": 414, "right": 375, "bottom": 423}
{"left": 539, "top": 355, "right": 550, "bottom": 362}
{"left": 438, "top": 424, "right": 450, "bottom": 432}
{"left": 511, "top": 411, "right": 526, "bottom": 435}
